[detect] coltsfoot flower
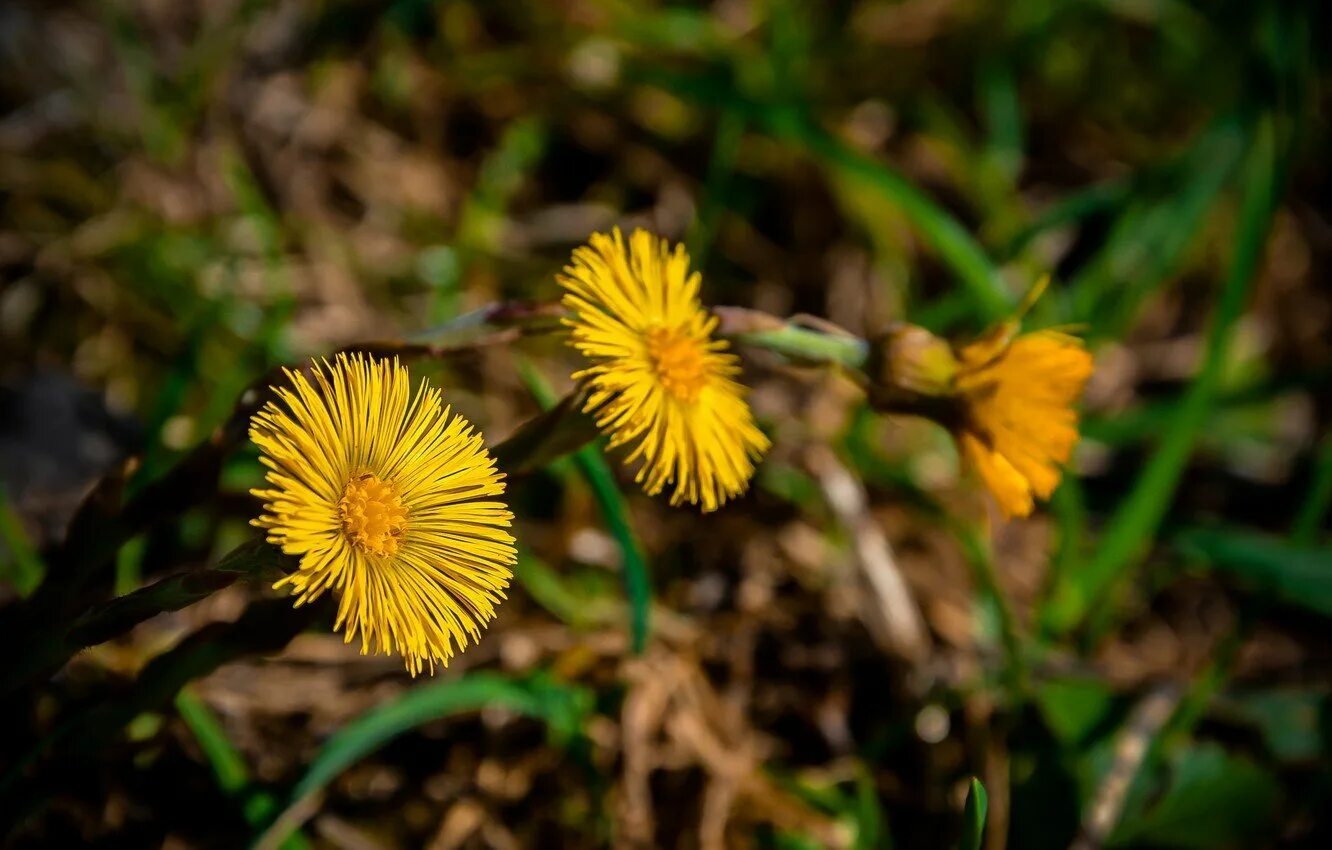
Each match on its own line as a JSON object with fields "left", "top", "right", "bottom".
{"left": 559, "top": 228, "right": 770, "bottom": 512}
{"left": 874, "top": 280, "right": 1094, "bottom": 518}
{"left": 250, "top": 353, "right": 516, "bottom": 674}
{"left": 953, "top": 324, "right": 1093, "bottom": 518}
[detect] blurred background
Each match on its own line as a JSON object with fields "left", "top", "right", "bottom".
{"left": 0, "top": 0, "right": 1329, "bottom": 848}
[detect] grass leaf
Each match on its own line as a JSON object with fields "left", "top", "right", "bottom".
{"left": 259, "top": 673, "right": 591, "bottom": 848}
{"left": 959, "top": 778, "right": 988, "bottom": 850}
{"left": 517, "top": 361, "right": 652, "bottom": 654}
{"left": 1174, "top": 527, "right": 1332, "bottom": 618}
{"left": 1043, "top": 115, "right": 1280, "bottom": 639}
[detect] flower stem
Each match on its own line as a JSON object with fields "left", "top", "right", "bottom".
{"left": 713, "top": 306, "right": 869, "bottom": 369}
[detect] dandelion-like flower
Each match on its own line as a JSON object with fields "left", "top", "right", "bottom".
{"left": 952, "top": 322, "right": 1094, "bottom": 518}
{"left": 874, "top": 280, "right": 1093, "bottom": 518}
{"left": 559, "top": 228, "right": 770, "bottom": 512}
{"left": 250, "top": 353, "right": 516, "bottom": 674}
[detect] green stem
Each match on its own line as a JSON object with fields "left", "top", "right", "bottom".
{"left": 516, "top": 361, "right": 652, "bottom": 654}
{"left": 955, "top": 521, "right": 1029, "bottom": 700}
{"left": 402, "top": 300, "right": 565, "bottom": 350}
{"left": 712, "top": 305, "right": 870, "bottom": 369}
{"left": 407, "top": 300, "right": 876, "bottom": 373}
{"left": 731, "top": 325, "right": 869, "bottom": 369}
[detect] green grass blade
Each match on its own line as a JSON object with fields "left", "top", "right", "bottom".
{"left": 1174, "top": 528, "right": 1332, "bottom": 618}
{"left": 775, "top": 115, "right": 1012, "bottom": 321}
{"left": 512, "top": 548, "right": 597, "bottom": 629}
{"left": 979, "top": 58, "right": 1023, "bottom": 181}
{"left": 289, "top": 673, "right": 586, "bottom": 800}
{"left": 954, "top": 522, "right": 1028, "bottom": 698}
{"left": 259, "top": 673, "right": 591, "bottom": 848}
{"left": 569, "top": 448, "right": 652, "bottom": 653}
{"left": 1292, "top": 435, "right": 1332, "bottom": 545}
{"left": 177, "top": 687, "right": 248, "bottom": 793}
{"left": 1001, "top": 179, "right": 1130, "bottom": 260}
{"left": 852, "top": 765, "right": 889, "bottom": 850}
{"left": 517, "top": 361, "right": 652, "bottom": 654}
{"left": 1066, "top": 114, "right": 1247, "bottom": 338}
{"left": 688, "top": 107, "right": 746, "bottom": 265}
{"left": 0, "top": 484, "right": 44, "bottom": 597}
{"left": 628, "top": 64, "right": 1010, "bottom": 320}
{"left": 958, "top": 778, "right": 988, "bottom": 850}
{"left": 176, "top": 687, "right": 311, "bottom": 849}
{"left": 1043, "top": 116, "right": 1280, "bottom": 639}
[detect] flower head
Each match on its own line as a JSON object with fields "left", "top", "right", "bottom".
{"left": 953, "top": 327, "right": 1093, "bottom": 518}
{"left": 559, "top": 228, "right": 769, "bottom": 511}
{"left": 872, "top": 280, "right": 1093, "bottom": 518}
{"left": 949, "top": 283, "right": 1094, "bottom": 518}
{"left": 250, "top": 353, "right": 516, "bottom": 674}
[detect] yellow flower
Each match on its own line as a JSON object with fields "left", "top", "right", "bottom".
{"left": 249, "top": 353, "right": 516, "bottom": 675}
{"left": 950, "top": 290, "right": 1094, "bottom": 519}
{"left": 559, "top": 228, "right": 770, "bottom": 512}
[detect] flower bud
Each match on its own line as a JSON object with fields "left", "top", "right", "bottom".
{"left": 866, "top": 323, "right": 960, "bottom": 410}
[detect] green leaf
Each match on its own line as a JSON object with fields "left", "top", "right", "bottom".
{"left": 0, "top": 597, "right": 320, "bottom": 829}
{"left": 1212, "top": 689, "right": 1324, "bottom": 763}
{"left": 1174, "top": 528, "right": 1332, "bottom": 618}
{"left": 1110, "top": 744, "right": 1280, "bottom": 848}
{"left": 1037, "top": 678, "right": 1116, "bottom": 746}
{"left": 1, "top": 538, "right": 294, "bottom": 697}
{"left": 958, "top": 778, "right": 988, "bottom": 850}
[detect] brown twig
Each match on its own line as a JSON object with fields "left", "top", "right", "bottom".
{"left": 807, "top": 446, "right": 930, "bottom": 663}
{"left": 1069, "top": 682, "right": 1183, "bottom": 850}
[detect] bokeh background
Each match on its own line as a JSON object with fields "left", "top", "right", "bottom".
{"left": 1, "top": 1, "right": 1329, "bottom": 848}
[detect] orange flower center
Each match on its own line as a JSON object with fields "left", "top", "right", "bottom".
{"left": 646, "top": 326, "right": 708, "bottom": 403}
{"left": 339, "top": 473, "right": 409, "bottom": 557}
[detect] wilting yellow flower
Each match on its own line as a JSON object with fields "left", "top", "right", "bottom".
{"left": 951, "top": 287, "right": 1093, "bottom": 518}
{"left": 250, "top": 353, "right": 516, "bottom": 674}
{"left": 874, "top": 280, "right": 1093, "bottom": 518}
{"left": 559, "top": 228, "right": 770, "bottom": 511}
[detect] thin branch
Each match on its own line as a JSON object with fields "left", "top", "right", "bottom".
{"left": 1070, "top": 682, "right": 1183, "bottom": 850}
{"left": 808, "top": 446, "right": 929, "bottom": 663}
